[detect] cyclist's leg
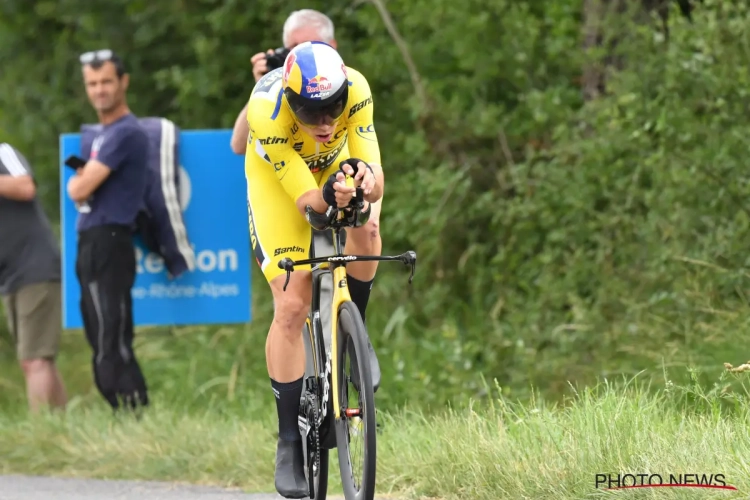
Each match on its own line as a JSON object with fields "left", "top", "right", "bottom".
{"left": 266, "top": 272, "right": 311, "bottom": 498}
{"left": 344, "top": 197, "right": 383, "bottom": 390}
{"left": 246, "top": 159, "right": 312, "bottom": 499}
{"left": 345, "top": 196, "right": 382, "bottom": 289}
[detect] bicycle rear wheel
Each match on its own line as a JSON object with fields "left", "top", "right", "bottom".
{"left": 334, "top": 301, "right": 376, "bottom": 500}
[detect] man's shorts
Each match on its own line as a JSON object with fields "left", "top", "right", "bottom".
{"left": 1, "top": 281, "right": 62, "bottom": 361}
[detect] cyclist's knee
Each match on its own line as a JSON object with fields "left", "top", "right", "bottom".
{"left": 364, "top": 218, "right": 380, "bottom": 240}
{"left": 361, "top": 199, "right": 382, "bottom": 240}
{"left": 273, "top": 293, "right": 310, "bottom": 331}
{"left": 349, "top": 217, "right": 381, "bottom": 247}
{"left": 270, "top": 272, "right": 311, "bottom": 330}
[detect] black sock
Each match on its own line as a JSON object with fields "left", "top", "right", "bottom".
{"left": 271, "top": 377, "right": 303, "bottom": 441}
{"left": 347, "top": 274, "right": 374, "bottom": 324}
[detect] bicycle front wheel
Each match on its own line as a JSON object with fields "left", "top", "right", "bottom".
{"left": 334, "top": 300, "right": 376, "bottom": 500}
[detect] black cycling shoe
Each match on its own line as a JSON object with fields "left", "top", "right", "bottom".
{"left": 350, "top": 330, "right": 381, "bottom": 393}
{"left": 274, "top": 438, "right": 308, "bottom": 499}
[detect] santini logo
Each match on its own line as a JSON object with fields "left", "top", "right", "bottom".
{"left": 259, "top": 136, "right": 288, "bottom": 145}
{"left": 274, "top": 246, "right": 304, "bottom": 256}
{"left": 595, "top": 473, "right": 737, "bottom": 491}
{"left": 348, "top": 96, "right": 372, "bottom": 118}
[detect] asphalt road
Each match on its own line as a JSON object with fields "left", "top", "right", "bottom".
{"left": 0, "top": 475, "right": 365, "bottom": 500}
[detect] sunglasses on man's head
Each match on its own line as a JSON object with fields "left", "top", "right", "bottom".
{"left": 79, "top": 49, "right": 114, "bottom": 65}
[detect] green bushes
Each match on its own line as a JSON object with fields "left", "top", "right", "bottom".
{"left": 367, "top": 0, "right": 750, "bottom": 406}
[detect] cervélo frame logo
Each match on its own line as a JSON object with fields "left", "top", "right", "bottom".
{"left": 595, "top": 472, "right": 738, "bottom": 491}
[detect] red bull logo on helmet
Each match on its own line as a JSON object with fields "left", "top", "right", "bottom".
{"left": 283, "top": 53, "right": 296, "bottom": 85}
{"left": 306, "top": 75, "right": 333, "bottom": 94}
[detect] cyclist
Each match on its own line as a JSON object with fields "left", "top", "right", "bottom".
{"left": 243, "top": 41, "right": 384, "bottom": 498}
{"left": 230, "top": 10, "right": 355, "bottom": 398}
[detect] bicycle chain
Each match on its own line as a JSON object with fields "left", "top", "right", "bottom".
{"left": 305, "top": 391, "right": 321, "bottom": 475}
{"left": 311, "top": 392, "right": 320, "bottom": 472}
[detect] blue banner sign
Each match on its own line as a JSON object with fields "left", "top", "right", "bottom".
{"left": 59, "top": 129, "right": 251, "bottom": 329}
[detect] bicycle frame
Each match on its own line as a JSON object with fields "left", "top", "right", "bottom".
{"left": 280, "top": 226, "right": 416, "bottom": 419}
{"left": 280, "top": 175, "right": 416, "bottom": 423}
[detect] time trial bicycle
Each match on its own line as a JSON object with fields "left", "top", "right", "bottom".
{"left": 277, "top": 179, "right": 417, "bottom": 500}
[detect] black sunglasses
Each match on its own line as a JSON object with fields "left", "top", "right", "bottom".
{"left": 79, "top": 49, "right": 115, "bottom": 65}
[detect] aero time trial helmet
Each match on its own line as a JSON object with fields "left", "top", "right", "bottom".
{"left": 282, "top": 41, "right": 349, "bottom": 126}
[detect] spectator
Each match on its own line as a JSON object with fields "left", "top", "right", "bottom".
{"left": 230, "top": 10, "right": 356, "bottom": 361}
{"left": 230, "top": 9, "right": 338, "bottom": 155}
{"left": 66, "top": 49, "right": 150, "bottom": 411}
{"left": 0, "top": 142, "right": 68, "bottom": 413}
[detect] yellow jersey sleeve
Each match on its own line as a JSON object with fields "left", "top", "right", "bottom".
{"left": 343, "top": 68, "right": 382, "bottom": 166}
{"left": 246, "top": 85, "right": 319, "bottom": 203}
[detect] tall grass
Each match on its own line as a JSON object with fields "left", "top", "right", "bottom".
{"left": 2, "top": 260, "right": 749, "bottom": 499}
{"left": 1, "top": 375, "right": 749, "bottom": 500}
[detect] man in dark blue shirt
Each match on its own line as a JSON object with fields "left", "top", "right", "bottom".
{"left": 75, "top": 116, "right": 149, "bottom": 232}
{"left": 67, "top": 50, "right": 150, "bottom": 411}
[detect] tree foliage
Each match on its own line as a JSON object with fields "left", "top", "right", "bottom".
{"left": 1, "top": 0, "right": 749, "bottom": 409}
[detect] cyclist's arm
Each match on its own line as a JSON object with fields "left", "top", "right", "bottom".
{"left": 346, "top": 72, "right": 384, "bottom": 203}
{"left": 234, "top": 68, "right": 281, "bottom": 155}
{"left": 230, "top": 101, "right": 250, "bottom": 155}
{"left": 297, "top": 188, "right": 329, "bottom": 215}
{"left": 249, "top": 122, "right": 328, "bottom": 215}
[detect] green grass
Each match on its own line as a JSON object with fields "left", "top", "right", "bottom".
{"left": 1, "top": 376, "right": 749, "bottom": 499}
{"left": 2, "top": 269, "right": 750, "bottom": 498}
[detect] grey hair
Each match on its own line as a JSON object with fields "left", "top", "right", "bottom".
{"left": 282, "top": 9, "right": 335, "bottom": 47}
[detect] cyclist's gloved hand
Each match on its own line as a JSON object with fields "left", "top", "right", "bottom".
{"left": 322, "top": 173, "right": 339, "bottom": 206}
{"left": 339, "top": 158, "right": 376, "bottom": 197}
{"left": 322, "top": 171, "right": 356, "bottom": 208}
{"left": 339, "top": 158, "right": 374, "bottom": 179}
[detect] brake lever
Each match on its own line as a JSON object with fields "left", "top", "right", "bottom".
{"left": 401, "top": 250, "right": 417, "bottom": 284}
{"left": 278, "top": 258, "right": 295, "bottom": 291}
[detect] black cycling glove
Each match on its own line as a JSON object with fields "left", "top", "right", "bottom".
{"left": 322, "top": 158, "right": 374, "bottom": 207}
{"left": 322, "top": 173, "right": 339, "bottom": 206}
{"left": 339, "top": 157, "right": 374, "bottom": 177}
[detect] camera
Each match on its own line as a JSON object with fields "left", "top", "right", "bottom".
{"left": 265, "top": 47, "right": 291, "bottom": 71}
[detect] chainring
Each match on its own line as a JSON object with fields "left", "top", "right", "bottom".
{"left": 304, "top": 391, "right": 321, "bottom": 497}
